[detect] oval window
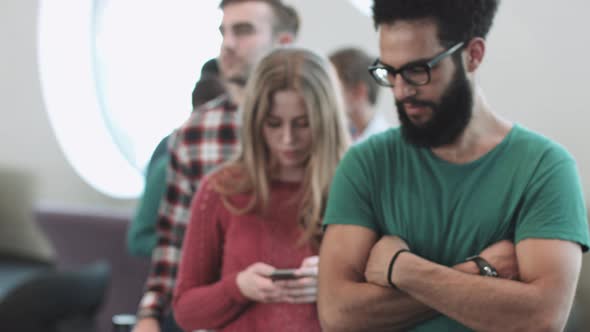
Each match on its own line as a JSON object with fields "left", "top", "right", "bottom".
{"left": 38, "top": 0, "right": 221, "bottom": 198}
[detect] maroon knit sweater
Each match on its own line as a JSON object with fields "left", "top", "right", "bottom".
{"left": 173, "top": 174, "right": 320, "bottom": 332}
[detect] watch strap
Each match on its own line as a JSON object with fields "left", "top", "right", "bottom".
{"left": 465, "top": 255, "right": 499, "bottom": 277}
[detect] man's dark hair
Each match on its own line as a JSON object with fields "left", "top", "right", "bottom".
{"left": 329, "top": 48, "right": 379, "bottom": 106}
{"left": 372, "top": 0, "right": 499, "bottom": 45}
{"left": 192, "top": 58, "right": 225, "bottom": 109}
{"left": 200, "top": 58, "right": 220, "bottom": 77}
{"left": 192, "top": 77, "right": 226, "bottom": 109}
{"left": 219, "top": 0, "right": 300, "bottom": 36}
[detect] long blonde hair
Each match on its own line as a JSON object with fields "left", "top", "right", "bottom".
{"left": 212, "top": 47, "right": 350, "bottom": 248}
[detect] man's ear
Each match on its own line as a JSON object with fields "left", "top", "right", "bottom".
{"left": 276, "top": 32, "right": 295, "bottom": 45}
{"left": 464, "top": 37, "right": 486, "bottom": 72}
{"left": 352, "top": 82, "right": 369, "bottom": 101}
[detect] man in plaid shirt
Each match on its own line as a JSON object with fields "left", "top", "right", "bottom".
{"left": 133, "top": 1, "right": 300, "bottom": 331}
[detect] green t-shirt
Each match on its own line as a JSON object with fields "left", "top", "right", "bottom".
{"left": 324, "top": 124, "right": 589, "bottom": 332}
{"left": 127, "top": 155, "right": 168, "bottom": 257}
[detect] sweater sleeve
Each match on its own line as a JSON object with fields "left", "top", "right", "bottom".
{"left": 127, "top": 156, "right": 168, "bottom": 257}
{"left": 173, "top": 175, "right": 251, "bottom": 330}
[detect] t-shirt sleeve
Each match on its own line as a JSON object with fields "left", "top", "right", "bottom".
{"left": 323, "top": 145, "right": 381, "bottom": 233}
{"left": 515, "top": 145, "right": 589, "bottom": 251}
{"left": 127, "top": 156, "right": 168, "bottom": 257}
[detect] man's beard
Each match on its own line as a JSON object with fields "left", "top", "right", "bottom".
{"left": 396, "top": 64, "right": 473, "bottom": 148}
{"left": 220, "top": 57, "right": 251, "bottom": 87}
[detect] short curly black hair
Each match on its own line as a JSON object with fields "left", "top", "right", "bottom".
{"left": 372, "top": 0, "right": 499, "bottom": 45}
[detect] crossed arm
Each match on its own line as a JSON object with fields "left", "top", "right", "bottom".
{"left": 318, "top": 224, "right": 582, "bottom": 332}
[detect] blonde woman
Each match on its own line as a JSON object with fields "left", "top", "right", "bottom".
{"left": 172, "top": 47, "right": 350, "bottom": 332}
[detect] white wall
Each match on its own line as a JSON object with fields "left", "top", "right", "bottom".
{"left": 1, "top": 0, "right": 589, "bottom": 211}
{"left": 481, "top": 0, "right": 590, "bottom": 184}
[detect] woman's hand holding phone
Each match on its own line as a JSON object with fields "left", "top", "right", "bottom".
{"left": 236, "top": 256, "right": 319, "bottom": 304}
{"left": 236, "top": 262, "right": 285, "bottom": 303}
{"left": 273, "top": 255, "right": 319, "bottom": 304}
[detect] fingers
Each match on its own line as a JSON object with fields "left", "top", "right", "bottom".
{"left": 300, "top": 255, "right": 319, "bottom": 268}
{"left": 283, "top": 287, "right": 317, "bottom": 304}
{"left": 260, "top": 279, "right": 317, "bottom": 303}
{"left": 246, "top": 260, "right": 321, "bottom": 304}
{"left": 273, "top": 276, "right": 318, "bottom": 303}
{"left": 274, "top": 276, "right": 317, "bottom": 289}
{"left": 251, "top": 262, "right": 277, "bottom": 277}
{"left": 238, "top": 262, "right": 286, "bottom": 303}
{"left": 255, "top": 275, "right": 285, "bottom": 303}
{"left": 256, "top": 275, "right": 279, "bottom": 290}
{"left": 295, "top": 266, "right": 318, "bottom": 278}
{"left": 285, "top": 296, "right": 317, "bottom": 303}
{"left": 258, "top": 288, "right": 284, "bottom": 303}
{"left": 296, "top": 256, "right": 319, "bottom": 278}
{"left": 285, "top": 295, "right": 316, "bottom": 304}
{"left": 284, "top": 286, "right": 317, "bottom": 297}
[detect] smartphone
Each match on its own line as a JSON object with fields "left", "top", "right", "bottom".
{"left": 270, "top": 269, "right": 300, "bottom": 281}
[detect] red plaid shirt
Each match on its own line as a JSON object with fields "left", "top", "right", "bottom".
{"left": 137, "top": 95, "right": 240, "bottom": 320}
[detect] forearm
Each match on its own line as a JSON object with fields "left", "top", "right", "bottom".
{"left": 173, "top": 272, "right": 251, "bottom": 330}
{"left": 320, "top": 261, "right": 477, "bottom": 331}
{"left": 395, "top": 253, "right": 559, "bottom": 332}
{"left": 320, "top": 280, "right": 435, "bottom": 332}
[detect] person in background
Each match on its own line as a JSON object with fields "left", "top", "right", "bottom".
{"left": 132, "top": 1, "right": 300, "bottom": 331}
{"left": 329, "top": 47, "right": 390, "bottom": 143}
{"left": 126, "top": 58, "right": 225, "bottom": 258}
{"left": 318, "top": 0, "right": 589, "bottom": 331}
{"left": 173, "top": 46, "right": 350, "bottom": 332}
{"left": 191, "top": 58, "right": 227, "bottom": 110}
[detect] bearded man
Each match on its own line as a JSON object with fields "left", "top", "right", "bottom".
{"left": 318, "top": 1, "right": 589, "bottom": 331}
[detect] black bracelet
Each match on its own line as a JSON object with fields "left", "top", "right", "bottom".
{"left": 387, "top": 249, "right": 410, "bottom": 289}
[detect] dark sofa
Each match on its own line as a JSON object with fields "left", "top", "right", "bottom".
{"left": 34, "top": 206, "right": 150, "bottom": 332}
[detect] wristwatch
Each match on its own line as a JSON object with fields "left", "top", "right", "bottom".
{"left": 465, "top": 255, "right": 499, "bottom": 277}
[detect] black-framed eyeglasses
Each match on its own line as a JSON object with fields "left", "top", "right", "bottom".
{"left": 368, "top": 41, "right": 464, "bottom": 88}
